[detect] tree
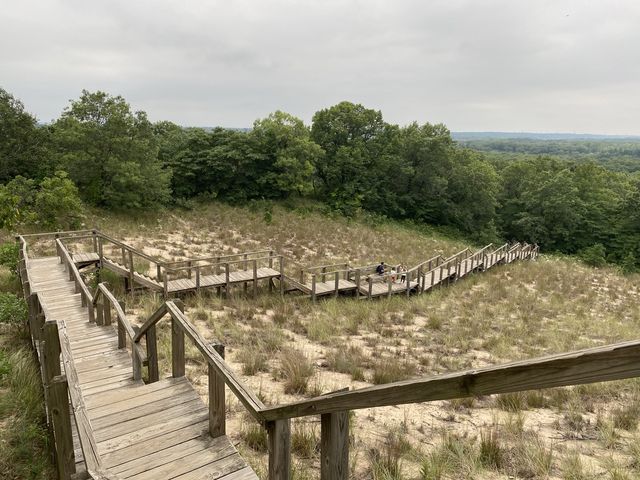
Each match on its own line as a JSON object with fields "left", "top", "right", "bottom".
{"left": 251, "top": 111, "right": 320, "bottom": 198}
{"left": 0, "top": 87, "right": 51, "bottom": 182}
{"left": 311, "top": 101, "right": 388, "bottom": 214}
{"left": 0, "top": 172, "right": 83, "bottom": 230}
{"left": 52, "top": 90, "right": 170, "bottom": 209}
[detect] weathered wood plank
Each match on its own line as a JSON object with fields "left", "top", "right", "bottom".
{"left": 260, "top": 338, "right": 640, "bottom": 421}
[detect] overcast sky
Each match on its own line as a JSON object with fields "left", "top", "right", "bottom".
{"left": 2, "top": 0, "right": 639, "bottom": 134}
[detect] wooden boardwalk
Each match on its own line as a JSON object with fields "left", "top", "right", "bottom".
{"left": 23, "top": 250, "right": 258, "bottom": 480}
{"left": 18, "top": 231, "right": 640, "bottom": 480}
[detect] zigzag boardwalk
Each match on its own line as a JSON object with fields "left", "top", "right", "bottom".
{"left": 22, "top": 251, "right": 258, "bottom": 480}
{"left": 17, "top": 230, "right": 640, "bottom": 480}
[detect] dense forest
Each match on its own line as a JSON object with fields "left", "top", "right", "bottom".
{"left": 460, "top": 137, "right": 640, "bottom": 173}
{"left": 2, "top": 87, "right": 639, "bottom": 270}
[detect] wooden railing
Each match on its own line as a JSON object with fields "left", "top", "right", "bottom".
{"left": 162, "top": 253, "right": 285, "bottom": 297}
{"left": 126, "top": 297, "right": 640, "bottom": 480}
{"left": 55, "top": 238, "right": 95, "bottom": 323}
{"left": 19, "top": 277, "right": 121, "bottom": 479}
{"left": 92, "top": 283, "right": 147, "bottom": 380}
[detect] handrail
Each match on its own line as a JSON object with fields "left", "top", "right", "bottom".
{"left": 19, "top": 229, "right": 95, "bottom": 238}
{"left": 134, "top": 300, "right": 266, "bottom": 422}
{"left": 56, "top": 319, "right": 121, "bottom": 478}
{"left": 96, "top": 232, "right": 164, "bottom": 265}
{"left": 55, "top": 239, "right": 95, "bottom": 323}
{"left": 164, "top": 254, "right": 283, "bottom": 274}
{"left": 92, "top": 283, "right": 146, "bottom": 380}
{"left": 162, "top": 249, "right": 275, "bottom": 266}
{"left": 259, "top": 337, "right": 640, "bottom": 421}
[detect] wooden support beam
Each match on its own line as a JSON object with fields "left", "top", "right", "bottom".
{"left": 172, "top": 300, "right": 185, "bottom": 378}
{"left": 321, "top": 410, "right": 349, "bottom": 480}
{"left": 146, "top": 324, "right": 159, "bottom": 383}
{"left": 209, "top": 344, "right": 226, "bottom": 438}
{"left": 267, "top": 419, "right": 291, "bottom": 480}
{"left": 48, "top": 375, "right": 76, "bottom": 480}
{"left": 117, "top": 300, "right": 126, "bottom": 349}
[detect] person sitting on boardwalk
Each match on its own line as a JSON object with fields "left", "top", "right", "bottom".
{"left": 376, "top": 261, "right": 385, "bottom": 275}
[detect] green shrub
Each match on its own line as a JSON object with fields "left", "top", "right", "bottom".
{"left": 578, "top": 244, "right": 607, "bottom": 268}
{"left": 0, "top": 293, "right": 27, "bottom": 324}
{"left": 0, "top": 242, "right": 19, "bottom": 275}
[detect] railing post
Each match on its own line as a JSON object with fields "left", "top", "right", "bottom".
{"left": 163, "top": 272, "right": 169, "bottom": 299}
{"left": 187, "top": 260, "right": 193, "bottom": 279}
{"left": 334, "top": 271, "right": 339, "bottom": 298}
{"left": 321, "top": 410, "right": 349, "bottom": 480}
{"left": 216, "top": 256, "right": 221, "bottom": 297}
{"left": 172, "top": 300, "right": 185, "bottom": 378}
{"left": 269, "top": 250, "right": 274, "bottom": 269}
{"left": 253, "top": 260, "right": 258, "bottom": 299}
{"left": 311, "top": 274, "right": 316, "bottom": 303}
{"left": 209, "top": 343, "right": 226, "bottom": 438}
{"left": 146, "top": 324, "right": 159, "bottom": 383}
{"left": 196, "top": 266, "right": 201, "bottom": 292}
{"left": 96, "top": 297, "right": 104, "bottom": 326}
{"left": 279, "top": 256, "right": 284, "bottom": 296}
{"left": 117, "top": 300, "right": 126, "bottom": 348}
{"left": 225, "top": 263, "right": 230, "bottom": 297}
{"left": 243, "top": 254, "right": 248, "bottom": 294}
{"left": 267, "top": 419, "right": 291, "bottom": 480}
{"left": 355, "top": 270, "right": 360, "bottom": 298}
{"left": 156, "top": 263, "right": 162, "bottom": 281}
{"left": 128, "top": 250, "right": 134, "bottom": 292}
{"left": 48, "top": 375, "right": 75, "bottom": 480}
{"left": 322, "top": 266, "right": 327, "bottom": 283}
{"left": 103, "top": 301, "right": 111, "bottom": 326}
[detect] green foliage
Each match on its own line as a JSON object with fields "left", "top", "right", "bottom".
{"left": 0, "top": 293, "right": 27, "bottom": 325}
{"left": 52, "top": 90, "right": 171, "bottom": 209}
{"left": 0, "top": 172, "right": 83, "bottom": 230}
{"left": 0, "top": 88, "right": 52, "bottom": 182}
{"left": 0, "top": 243, "right": 19, "bottom": 275}
{"left": 578, "top": 244, "right": 607, "bottom": 268}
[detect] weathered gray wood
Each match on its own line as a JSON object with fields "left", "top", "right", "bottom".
{"left": 311, "top": 275, "right": 316, "bottom": 302}
{"left": 48, "top": 375, "right": 76, "bottom": 479}
{"left": 267, "top": 419, "right": 290, "bottom": 480}
{"left": 42, "top": 321, "right": 62, "bottom": 384}
{"left": 146, "top": 324, "right": 159, "bottom": 383}
{"left": 209, "top": 344, "right": 226, "bottom": 437}
{"left": 103, "top": 301, "right": 111, "bottom": 326}
{"left": 165, "top": 302, "right": 266, "bottom": 421}
{"left": 321, "top": 410, "right": 349, "bottom": 480}
{"left": 172, "top": 316, "right": 185, "bottom": 378}
{"left": 260, "top": 338, "right": 640, "bottom": 421}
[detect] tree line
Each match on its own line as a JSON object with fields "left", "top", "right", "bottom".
{"left": 1, "top": 87, "right": 639, "bottom": 270}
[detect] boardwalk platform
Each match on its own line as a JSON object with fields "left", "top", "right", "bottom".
{"left": 27, "top": 256, "right": 258, "bottom": 480}
{"left": 72, "top": 252, "right": 100, "bottom": 268}
{"left": 166, "top": 267, "right": 281, "bottom": 294}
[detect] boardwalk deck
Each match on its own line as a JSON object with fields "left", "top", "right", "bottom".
{"left": 27, "top": 256, "right": 258, "bottom": 480}
{"left": 166, "top": 267, "right": 281, "bottom": 293}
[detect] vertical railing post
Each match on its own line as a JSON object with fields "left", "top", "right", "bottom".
{"left": 321, "top": 410, "right": 349, "bottom": 480}
{"left": 172, "top": 300, "right": 185, "bottom": 378}
{"left": 209, "top": 343, "right": 226, "bottom": 437}
{"left": 279, "top": 256, "right": 284, "bottom": 296}
{"left": 387, "top": 274, "right": 392, "bottom": 298}
{"left": 224, "top": 263, "right": 230, "bottom": 297}
{"left": 146, "top": 324, "right": 159, "bottom": 383}
{"left": 103, "top": 300, "right": 112, "bottom": 326}
{"left": 216, "top": 256, "right": 221, "bottom": 297}
{"left": 267, "top": 419, "right": 291, "bottom": 480}
{"left": 196, "top": 266, "right": 201, "bottom": 292}
{"left": 128, "top": 251, "right": 134, "bottom": 292}
{"left": 48, "top": 375, "right": 75, "bottom": 480}
{"left": 311, "top": 274, "right": 316, "bottom": 303}
{"left": 355, "top": 270, "right": 360, "bottom": 298}
{"left": 334, "top": 271, "right": 339, "bottom": 298}
{"left": 156, "top": 263, "right": 162, "bottom": 281}
{"left": 243, "top": 254, "right": 248, "bottom": 294}
{"left": 253, "top": 260, "right": 258, "bottom": 299}
{"left": 322, "top": 266, "right": 327, "bottom": 283}
{"left": 117, "top": 300, "right": 126, "bottom": 348}
{"left": 96, "top": 296, "right": 104, "bottom": 326}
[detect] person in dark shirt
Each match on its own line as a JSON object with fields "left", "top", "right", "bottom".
{"left": 375, "top": 261, "right": 385, "bottom": 275}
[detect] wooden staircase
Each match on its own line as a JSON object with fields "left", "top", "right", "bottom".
{"left": 27, "top": 256, "right": 257, "bottom": 480}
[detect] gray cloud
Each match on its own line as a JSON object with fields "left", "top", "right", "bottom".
{"left": 2, "top": 0, "right": 639, "bottom": 133}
